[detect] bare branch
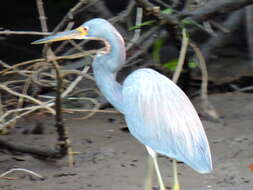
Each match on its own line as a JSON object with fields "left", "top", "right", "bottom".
{"left": 0, "top": 168, "right": 44, "bottom": 180}
{"left": 135, "top": 0, "right": 178, "bottom": 25}
{"left": 0, "top": 138, "right": 65, "bottom": 159}
{"left": 172, "top": 28, "right": 189, "bottom": 83}
{"left": 53, "top": 0, "right": 88, "bottom": 33}
{"left": 0, "top": 30, "right": 51, "bottom": 36}
{"left": 0, "top": 84, "right": 55, "bottom": 114}
{"left": 0, "top": 50, "right": 98, "bottom": 75}
{"left": 36, "top": 0, "right": 48, "bottom": 32}
{"left": 181, "top": 0, "right": 253, "bottom": 22}
{"left": 127, "top": 7, "right": 143, "bottom": 49}
{"left": 189, "top": 42, "right": 219, "bottom": 120}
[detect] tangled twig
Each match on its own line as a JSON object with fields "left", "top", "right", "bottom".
{"left": 172, "top": 28, "right": 189, "bottom": 83}
{"left": 0, "top": 168, "right": 44, "bottom": 180}
{"left": 0, "top": 31, "right": 51, "bottom": 36}
{"left": 189, "top": 42, "right": 219, "bottom": 120}
{"left": 0, "top": 84, "right": 55, "bottom": 114}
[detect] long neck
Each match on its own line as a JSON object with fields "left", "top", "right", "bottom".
{"left": 92, "top": 33, "right": 126, "bottom": 113}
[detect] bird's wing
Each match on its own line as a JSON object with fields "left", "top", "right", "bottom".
{"left": 122, "top": 68, "right": 212, "bottom": 173}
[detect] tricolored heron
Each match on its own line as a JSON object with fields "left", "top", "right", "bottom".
{"left": 33, "top": 18, "right": 212, "bottom": 190}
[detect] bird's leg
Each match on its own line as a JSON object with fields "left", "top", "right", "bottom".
{"left": 153, "top": 155, "right": 166, "bottom": 190}
{"left": 172, "top": 159, "right": 180, "bottom": 190}
{"left": 144, "top": 156, "right": 154, "bottom": 190}
{"left": 146, "top": 146, "right": 166, "bottom": 190}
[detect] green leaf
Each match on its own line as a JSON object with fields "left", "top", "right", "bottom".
{"left": 163, "top": 59, "right": 178, "bottom": 71}
{"left": 163, "top": 60, "right": 198, "bottom": 71}
{"left": 161, "top": 8, "right": 173, "bottom": 14}
{"left": 129, "top": 20, "right": 156, "bottom": 30}
{"left": 152, "top": 38, "right": 166, "bottom": 63}
{"left": 188, "top": 61, "right": 198, "bottom": 68}
{"left": 181, "top": 19, "right": 193, "bottom": 25}
{"left": 181, "top": 19, "right": 204, "bottom": 30}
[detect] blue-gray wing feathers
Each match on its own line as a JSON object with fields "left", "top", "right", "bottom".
{"left": 122, "top": 68, "right": 212, "bottom": 173}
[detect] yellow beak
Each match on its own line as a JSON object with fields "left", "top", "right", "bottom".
{"left": 32, "top": 27, "right": 88, "bottom": 44}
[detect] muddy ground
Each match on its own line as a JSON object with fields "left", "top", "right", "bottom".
{"left": 0, "top": 92, "right": 253, "bottom": 190}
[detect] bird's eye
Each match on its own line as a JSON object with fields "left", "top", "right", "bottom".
{"left": 82, "top": 27, "right": 89, "bottom": 33}
{"left": 76, "top": 26, "right": 89, "bottom": 35}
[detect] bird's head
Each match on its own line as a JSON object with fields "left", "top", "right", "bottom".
{"left": 32, "top": 18, "right": 124, "bottom": 54}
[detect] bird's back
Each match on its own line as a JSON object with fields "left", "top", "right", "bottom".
{"left": 122, "top": 68, "right": 212, "bottom": 173}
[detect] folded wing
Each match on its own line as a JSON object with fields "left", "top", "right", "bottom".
{"left": 122, "top": 68, "right": 212, "bottom": 173}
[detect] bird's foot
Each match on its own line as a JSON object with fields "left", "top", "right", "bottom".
{"left": 172, "top": 183, "right": 180, "bottom": 190}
